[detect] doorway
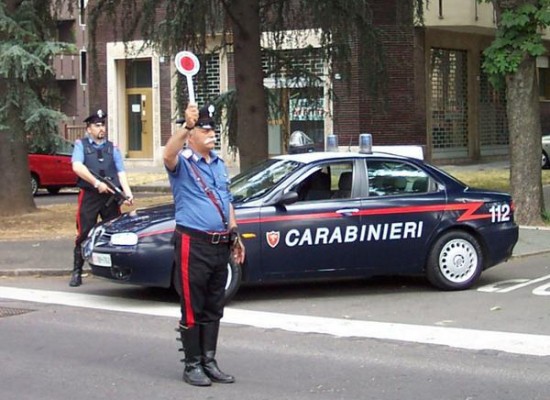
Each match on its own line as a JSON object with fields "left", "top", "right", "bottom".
{"left": 125, "top": 59, "right": 153, "bottom": 159}
{"left": 126, "top": 88, "right": 153, "bottom": 158}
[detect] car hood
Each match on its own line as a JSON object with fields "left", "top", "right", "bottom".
{"left": 101, "top": 203, "right": 175, "bottom": 233}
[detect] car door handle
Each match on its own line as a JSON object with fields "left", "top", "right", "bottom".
{"left": 336, "top": 208, "right": 359, "bottom": 215}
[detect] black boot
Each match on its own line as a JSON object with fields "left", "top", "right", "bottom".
{"left": 201, "top": 321, "right": 235, "bottom": 383}
{"left": 177, "top": 325, "right": 211, "bottom": 386}
{"left": 69, "top": 246, "right": 84, "bottom": 287}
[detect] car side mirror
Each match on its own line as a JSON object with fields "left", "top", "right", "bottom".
{"left": 278, "top": 191, "right": 299, "bottom": 206}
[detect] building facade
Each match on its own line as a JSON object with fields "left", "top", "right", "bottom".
{"left": 52, "top": 0, "right": 89, "bottom": 141}
{"left": 78, "top": 0, "right": 550, "bottom": 169}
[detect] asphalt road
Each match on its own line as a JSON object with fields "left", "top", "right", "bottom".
{"left": 1, "top": 252, "right": 549, "bottom": 400}
{"left": 33, "top": 189, "right": 78, "bottom": 205}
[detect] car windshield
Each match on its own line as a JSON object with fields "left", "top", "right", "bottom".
{"left": 230, "top": 158, "right": 303, "bottom": 202}
{"left": 29, "top": 137, "right": 74, "bottom": 156}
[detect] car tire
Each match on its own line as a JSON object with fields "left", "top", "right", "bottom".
{"left": 542, "top": 151, "right": 549, "bottom": 169}
{"left": 426, "top": 230, "right": 483, "bottom": 291}
{"left": 46, "top": 187, "right": 61, "bottom": 194}
{"left": 224, "top": 259, "right": 242, "bottom": 304}
{"left": 170, "top": 258, "right": 242, "bottom": 304}
{"left": 31, "top": 174, "right": 39, "bottom": 195}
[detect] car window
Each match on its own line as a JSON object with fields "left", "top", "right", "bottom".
{"left": 28, "top": 136, "right": 74, "bottom": 156}
{"left": 231, "top": 158, "right": 302, "bottom": 202}
{"left": 291, "top": 162, "right": 354, "bottom": 202}
{"left": 367, "top": 160, "right": 432, "bottom": 196}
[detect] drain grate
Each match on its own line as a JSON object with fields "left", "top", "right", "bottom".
{"left": 0, "top": 307, "right": 35, "bottom": 318}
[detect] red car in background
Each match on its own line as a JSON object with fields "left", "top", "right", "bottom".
{"left": 28, "top": 138, "right": 78, "bottom": 195}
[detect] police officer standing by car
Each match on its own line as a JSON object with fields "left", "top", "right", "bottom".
{"left": 163, "top": 103, "right": 245, "bottom": 386}
{"left": 69, "top": 110, "right": 134, "bottom": 287}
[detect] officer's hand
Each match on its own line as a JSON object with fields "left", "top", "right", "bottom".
{"left": 97, "top": 182, "right": 114, "bottom": 194}
{"left": 231, "top": 238, "right": 245, "bottom": 265}
{"left": 123, "top": 195, "right": 134, "bottom": 206}
{"left": 185, "top": 103, "right": 199, "bottom": 129}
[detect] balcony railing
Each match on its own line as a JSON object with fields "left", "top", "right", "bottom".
{"left": 422, "top": 0, "right": 549, "bottom": 38}
{"left": 52, "top": 54, "right": 80, "bottom": 80}
{"left": 423, "top": 0, "right": 496, "bottom": 30}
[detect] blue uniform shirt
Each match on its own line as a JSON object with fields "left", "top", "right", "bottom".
{"left": 167, "top": 149, "right": 232, "bottom": 232}
{"left": 72, "top": 137, "right": 125, "bottom": 173}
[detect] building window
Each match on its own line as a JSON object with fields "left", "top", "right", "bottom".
{"left": 80, "top": 50, "right": 87, "bottom": 85}
{"left": 57, "top": 20, "right": 75, "bottom": 44}
{"left": 430, "top": 48, "right": 469, "bottom": 159}
{"left": 79, "top": 0, "right": 87, "bottom": 26}
{"left": 125, "top": 59, "right": 152, "bottom": 88}
{"left": 540, "top": 68, "right": 550, "bottom": 100}
{"left": 537, "top": 56, "right": 550, "bottom": 100}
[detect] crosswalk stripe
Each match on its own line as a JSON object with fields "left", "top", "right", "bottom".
{"left": 1, "top": 285, "right": 550, "bottom": 357}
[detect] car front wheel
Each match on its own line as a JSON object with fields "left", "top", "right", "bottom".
{"left": 426, "top": 230, "right": 483, "bottom": 290}
{"left": 31, "top": 175, "right": 39, "bottom": 195}
{"left": 224, "top": 259, "right": 242, "bottom": 304}
{"left": 171, "top": 258, "right": 242, "bottom": 304}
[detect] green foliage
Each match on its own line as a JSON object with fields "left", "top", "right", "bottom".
{"left": 481, "top": 0, "right": 550, "bottom": 87}
{"left": 0, "top": 0, "right": 72, "bottom": 144}
{"left": 90, "top": 0, "right": 425, "bottom": 144}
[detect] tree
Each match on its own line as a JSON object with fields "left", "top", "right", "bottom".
{"left": 482, "top": 0, "right": 550, "bottom": 225}
{"left": 0, "top": 0, "right": 71, "bottom": 216}
{"left": 88, "top": 0, "right": 414, "bottom": 170}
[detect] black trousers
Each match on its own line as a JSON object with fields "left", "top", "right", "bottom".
{"left": 75, "top": 189, "right": 120, "bottom": 247}
{"left": 174, "top": 230, "right": 230, "bottom": 328}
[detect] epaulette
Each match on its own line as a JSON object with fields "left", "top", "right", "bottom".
{"left": 181, "top": 148, "right": 193, "bottom": 159}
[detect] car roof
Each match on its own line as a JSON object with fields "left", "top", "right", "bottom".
{"left": 272, "top": 150, "right": 416, "bottom": 164}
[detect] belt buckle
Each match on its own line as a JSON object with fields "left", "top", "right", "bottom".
{"left": 211, "top": 232, "right": 221, "bottom": 244}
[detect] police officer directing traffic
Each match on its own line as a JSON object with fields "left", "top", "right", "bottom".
{"left": 163, "top": 103, "right": 245, "bottom": 386}
{"left": 69, "top": 110, "right": 134, "bottom": 287}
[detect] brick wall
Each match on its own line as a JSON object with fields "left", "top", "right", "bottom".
{"left": 332, "top": 17, "right": 424, "bottom": 147}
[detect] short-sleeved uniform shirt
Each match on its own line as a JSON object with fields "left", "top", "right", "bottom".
{"left": 167, "top": 149, "right": 232, "bottom": 232}
{"left": 71, "top": 137, "right": 125, "bottom": 173}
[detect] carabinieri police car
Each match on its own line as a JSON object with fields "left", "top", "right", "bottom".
{"left": 83, "top": 147, "right": 518, "bottom": 302}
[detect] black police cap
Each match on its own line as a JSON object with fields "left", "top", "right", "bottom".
{"left": 176, "top": 104, "right": 216, "bottom": 130}
{"left": 84, "top": 109, "right": 107, "bottom": 124}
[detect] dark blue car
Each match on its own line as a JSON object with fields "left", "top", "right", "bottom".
{"left": 83, "top": 151, "right": 518, "bottom": 302}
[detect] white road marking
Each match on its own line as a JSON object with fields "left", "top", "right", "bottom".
{"left": 477, "top": 274, "right": 550, "bottom": 293}
{"left": 1, "top": 286, "right": 550, "bottom": 357}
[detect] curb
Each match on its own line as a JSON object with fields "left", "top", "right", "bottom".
{"left": 133, "top": 185, "right": 171, "bottom": 194}
{"left": 0, "top": 268, "right": 92, "bottom": 278}
{"left": 1, "top": 269, "right": 72, "bottom": 277}
{"left": 2, "top": 248, "right": 550, "bottom": 278}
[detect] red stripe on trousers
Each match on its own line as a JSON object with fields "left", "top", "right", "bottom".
{"left": 179, "top": 234, "right": 195, "bottom": 327}
{"left": 75, "top": 190, "right": 85, "bottom": 245}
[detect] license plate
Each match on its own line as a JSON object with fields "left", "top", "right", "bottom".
{"left": 91, "top": 252, "right": 112, "bottom": 267}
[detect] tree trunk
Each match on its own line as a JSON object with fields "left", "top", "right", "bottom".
{"left": 0, "top": 1, "right": 37, "bottom": 216}
{"left": 506, "top": 56, "right": 544, "bottom": 225}
{"left": 0, "top": 80, "right": 36, "bottom": 216}
{"left": 231, "top": 0, "right": 269, "bottom": 170}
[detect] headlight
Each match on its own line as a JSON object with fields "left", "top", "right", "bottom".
{"left": 110, "top": 232, "right": 139, "bottom": 246}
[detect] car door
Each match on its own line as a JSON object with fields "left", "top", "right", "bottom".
{"left": 49, "top": 154, "right": 75, "bottom": 185}
{"left": 360, "top": 158, "right": 446, "bottom": 274}
{"left": 258, "top": 159, "right": 365, "bottom": 280}
{"left": 55, "top": 140, "right": 78, "bottom": 185}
